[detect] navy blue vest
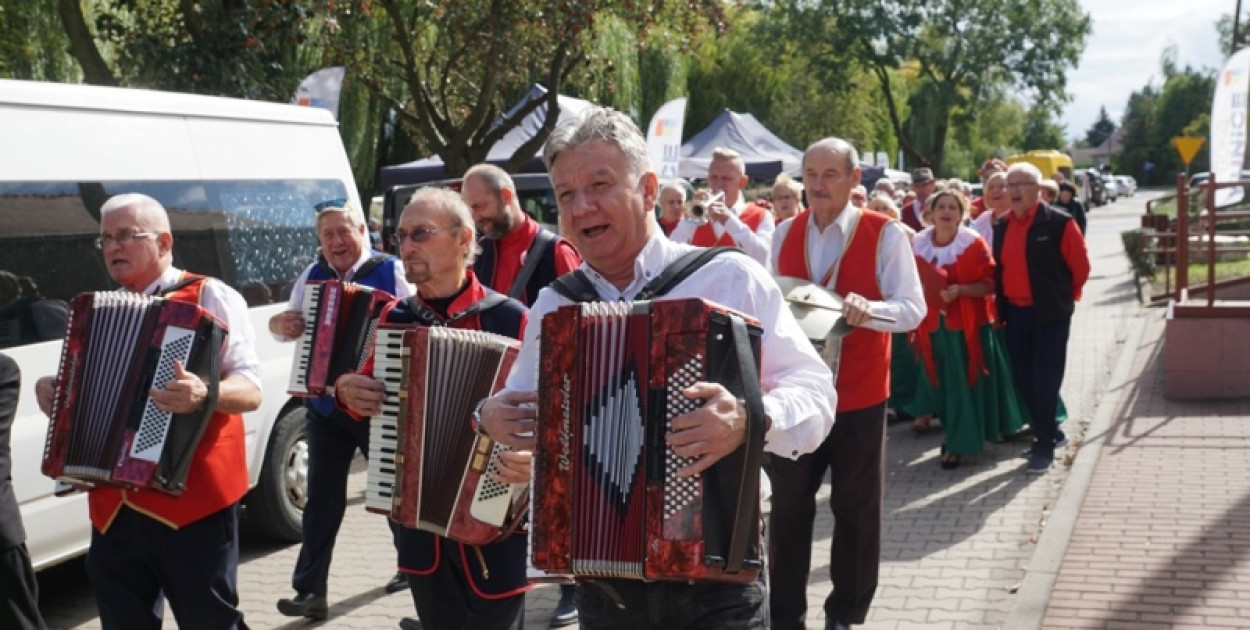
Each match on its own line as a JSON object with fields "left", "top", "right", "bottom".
{"left": 992, "top": 204, "right": 1077, "bottom": 325}
{"left": 384, "top": 288, "right": 529, "bottom": 597}
{"left": 304, "top": 252, "right": 402, "bottom": 418}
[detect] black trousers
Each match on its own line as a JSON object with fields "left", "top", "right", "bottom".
{"left": 0, "top": 542, "right": 45, "bottom": 630}
{"left": 767, "top": 402, "right": 886, "bottom": 628}
{"left": 574, "top": 576, "right": 767, "bottom": 629}
{"left": 406, "top": 539, "right": 525, "bottom": 630}
{"left": 292, "top": 407, "right": 398, "bottom": 596}
{"left": 87, "top": 504, "right": 247, "bottom": 630}
{"left": 1003, "top": 306, "right": 1071, "bottom": 460}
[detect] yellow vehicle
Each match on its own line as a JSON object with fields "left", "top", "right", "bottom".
{"left": 1006, "top": 150, "right": 1074, "bottom": 181}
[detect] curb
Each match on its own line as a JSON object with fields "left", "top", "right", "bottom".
{"left": 1001, "top": 304, "right": 1151, "bottom": 629}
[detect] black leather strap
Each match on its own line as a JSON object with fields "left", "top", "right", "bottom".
{"left": 637, "top": 247, "right": 738, "bottom": 300}
{"left": 507, "top": 229, "right": 556, "bottom": 300}
{"left": 725, "top": 313, "right": 765, "bottom": 574}
{"left": 549, "top": 270, "right": 600, "bottom": 303}
{"left": 405, "top": 292, "right": 510, "bottom": 327}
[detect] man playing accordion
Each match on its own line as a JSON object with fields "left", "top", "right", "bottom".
{"left": 35, "top": 193, "right": 262, "bottom": 630}
{"left": 477, "top": 107, "right": 838, "bottom": 629}
{"left": 335, "top": 188, "right": 531, "bottom": 630}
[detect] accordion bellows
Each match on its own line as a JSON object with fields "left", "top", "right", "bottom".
{"left": 532, "top": 297, "right": 766, "bottom": 583}
{"left": 366, "top": 324, "right": 527, "bottom": 546}
{"left": 43, "top": 291, "right": 224, "bottom": 495}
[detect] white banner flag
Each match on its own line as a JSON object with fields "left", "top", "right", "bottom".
{"left": 647, "top": 98, "right": 687, "bottom": 180}
{"left": 1211, "top": 49, "right": 1250, "bottom": 206}
{"left": 293, "top": 66, "right": 346, "bottom": 120}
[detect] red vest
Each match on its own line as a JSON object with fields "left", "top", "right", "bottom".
{"left": 690, "top": 202, "right": 769, "bottom": 247}
{"left": 777, "top": 209, "right": 892, "bottom": 411}
{"left": 89, "top": 273, "right": 250, "bottom": 531}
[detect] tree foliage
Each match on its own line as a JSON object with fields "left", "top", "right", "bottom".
{"left": 323, "top": 0, "right": 721, "bottom": 178}
{"left": 788, "top": 0, "right": 1090, "bottom": 174}
{"left": 0, "top": 1, "right": 79, "bottom": 82}
{"left": 1085, "top": 106, "right": 1117, "bottom": 148}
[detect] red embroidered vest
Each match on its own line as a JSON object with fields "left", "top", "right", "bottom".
{"left": 690, "top": 202, "right": 769, "bottom": 247}
{"left": 89, "top": 273, "right": 249, "bottom": 531}
{"left": 777, "top": 209, "right": 892, "bottom": 411}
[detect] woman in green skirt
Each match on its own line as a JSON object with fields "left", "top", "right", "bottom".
{"left": 912, "top": 190, "right": 1028, "bottom": 469}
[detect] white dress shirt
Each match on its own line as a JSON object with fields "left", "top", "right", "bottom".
{"left": 283, "top": 248, "right": 415, "bottom": 312}
{"left": 503, "top": 233, "right": 837, "bottom": 460}
{"left": 144, "top": 266, "right": 262, "bottom": 388}
{"left": 668, "top": 196, "right": 776, "bottom": 267}
{"left": 770, "top": 204, "right": 926, "bottom": 333}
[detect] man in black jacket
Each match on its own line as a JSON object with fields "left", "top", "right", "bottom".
{"left": 0, "top": 352, "right": 48, "bottom": 629}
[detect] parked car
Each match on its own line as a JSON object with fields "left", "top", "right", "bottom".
{"left": 1101, "top": 175, "right": 1119, "bottom": 203}
{"left": 1115, "top": 175, "right": 1137, "bottom": 197}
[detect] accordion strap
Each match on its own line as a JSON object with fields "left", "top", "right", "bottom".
{"left": 549, "top": 246, "right": 740, "bottom": 303}
{"left": 158, "top": 273, "right": 207, "bottom": 298}
{"left": 726, "top": 313, "right": 765, "bottom": 575}
{"left": 316, "top": 253, "right": 389, "bottom": 281}
{"left": 507, "top": 229, "right": 556, "bottom": 300}
{"left": 404, "top": 292, "right": 509, "bottom": 327}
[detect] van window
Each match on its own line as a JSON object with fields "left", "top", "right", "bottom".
{"left": 0, "top": 179, "right": 347, "bottom": 348}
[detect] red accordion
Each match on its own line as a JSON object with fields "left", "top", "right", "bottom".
{"left": 532, "top": 297, "right": 766, "bottom": 583}
{"left": 43, "top": 291, "right": 225, "bottom": 495}
{"left": 288, "top": 279, "right": 392, "bottom": 397}
{"left": 366, "top": 324, "right": 528, "bottom": 545}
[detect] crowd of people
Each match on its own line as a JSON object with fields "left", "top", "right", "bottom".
{"left": 2, "top": 107, "right": 1092, "bottom": 630}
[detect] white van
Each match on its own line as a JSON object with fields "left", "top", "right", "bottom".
{"left": 0, "top": 79, "right": 352, "bottom": 569}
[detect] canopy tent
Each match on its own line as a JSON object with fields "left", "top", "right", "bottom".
{"left": 678, "top": 110, "right": 803, "bottom": 181}
{"left": 378, "top": 85, "right": 594, "bottom": 190}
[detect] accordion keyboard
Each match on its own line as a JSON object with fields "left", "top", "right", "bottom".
{"left": 287, "top": 283, "right": 323, "bottom": 395}
{"left": 366, "top": 326, "right": 404, "bottom": 513}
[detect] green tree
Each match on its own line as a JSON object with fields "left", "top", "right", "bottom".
{"left": 1015, "top": 104, "right": 1066, "bottom": 151}
{"left": 324, "top": 0, "right": 720, "bottom": 178}
{"left": 784, "top": 0, "right": 1090, "bottom": 174}
{"left": 1113, "top": 86, "right": 1160, "bottom": 184}
{"left": 1216, "top": 11, "right": 1249, "bottom": 57}
{"left": 0, "top": 1, "right": 79, "bottom": 82}
{"left": 1085, "top": 106, "right": 1117, "bottom": 148}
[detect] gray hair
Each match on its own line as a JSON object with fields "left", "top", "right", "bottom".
{"left": 804, "top": 137, "right": 860, "bottom": 173}
{"left": 1007, "top": 162, "right": 1043, "bottom": 184}
{"left": 711, "top": 147, "right": 746, "bottom": 176}
{"left": 463, "top": 163, "right": 517, "bottom": 198}
{"left": 542, "top": 107, "right": 652, "bottom": 178}
{"left": 100, "top": 193, "right": 171, "bottom": 234}
{"left": 659, "top": 180, "right": 688, "bottom": 201}
{"left": 404, "top": 187, "right": 482, "bottom": 264}
{"left": 986, "top": 171, "right": 1008, "bottom": 185}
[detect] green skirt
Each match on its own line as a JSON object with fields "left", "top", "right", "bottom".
{"left": 929, "top": 320, "right": 1029, "bottom": 456}
{"left": 888, "top": 332, "right": 939, "bottom": 418}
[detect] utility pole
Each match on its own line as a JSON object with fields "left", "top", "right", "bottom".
{"left": 1236, "top": 0, "right": 1244, "bottom": 52}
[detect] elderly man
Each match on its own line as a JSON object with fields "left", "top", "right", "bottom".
{"left": 460, "top": 163, "right": 582, "bottom": 627}
{"left": 769, "top": 139, "right": 927, "bottom": 630}
{"left": 462, "top": 164, "right": 582, "bottom": 308}
{"left": 657, "top": 180, "right": 688, "bottom": 236}
{"left": 35, "top": 193, "right": 262, "bottom": 629}
{"left": 478, "top": 107, "right": 837, "bottom": 629}
{"left": 901, "top": 167, "right": 936, "bottom": 232}
{"left": 270, "top": 201, "right": 414, "bottom": 619}
{"left": 336, "top": 188, "right": 531, "bottom": 630}
{"left": 670, "top": 147, "right": 775, "bottom": 265}
{"left": 994, "top": 164, "right": 1089, "bottom": 474}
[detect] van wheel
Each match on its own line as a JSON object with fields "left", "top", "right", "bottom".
{"left": 245, "top": 405, "right": 307, "bottom": 542}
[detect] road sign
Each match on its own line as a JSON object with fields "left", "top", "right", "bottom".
{"left": 1172, "top": 136, "right": 1206, "bottom": 167}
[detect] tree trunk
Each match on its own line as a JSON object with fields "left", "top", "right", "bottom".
{"left": 57, "top": 0, "right": 116, "bottom": 86}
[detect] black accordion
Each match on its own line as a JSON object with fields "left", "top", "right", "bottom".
{"left": 531, "top": 297, "right": 767, "bottom": 583}
{"left": 288, "top": 279, "right": 393, "bottom": 397}
{"left": 42, "top": 291, "right": 225, "bottom": 495}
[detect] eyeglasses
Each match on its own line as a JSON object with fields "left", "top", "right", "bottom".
{"left": 391, "top": 226, "right": 454, "bottom": 247}
{"left": 94, "top": 231, "right": 156, "bottom": 249}
{"left": 313, "top": 198, "right": 349, "bottom": 212}
{"left": 1006, "top": 182, "right": 1037, "bottom": 189}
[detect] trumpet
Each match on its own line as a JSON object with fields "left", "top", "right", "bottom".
{"left": 688, "top": 190, "right": 724, "bottom": 222}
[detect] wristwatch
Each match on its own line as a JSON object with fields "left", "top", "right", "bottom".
{"left": 472, "top": 398, "right": 490, "bottom": 436}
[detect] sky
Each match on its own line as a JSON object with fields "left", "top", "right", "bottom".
{"left": 1061, "top": 0, "right": 1230, "bottom": 142}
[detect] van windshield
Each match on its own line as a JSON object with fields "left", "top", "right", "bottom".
{"left": 0, "top": 179, "right": 346, "bottom": 348}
